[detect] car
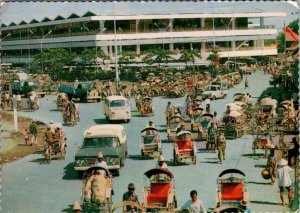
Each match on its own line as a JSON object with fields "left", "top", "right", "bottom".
{"left": 202, "top": 85, "right": 227, "bottom": 100}
{"left": 74, "top": 124, "right": 127, "bottom": 176}
{"left": 104, "top": 96, "right": 131, "bottom": 123}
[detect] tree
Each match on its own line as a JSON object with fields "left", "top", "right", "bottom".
{"left": 81, "top": 48, "right": 110, "bottom": 67}
{"left": 30, "top": 48, "right": 74, "bottom": 80}
{"left": 179, "top": 49, "right": 201, "bottom": 68}
{"left": 142, "top": 48, "right": 174, "bottom": 69}
{"left": 118, "top": 51, "right": 139, "bottom": 80}
{"left": 207, "top": 48, "right": 220, "bottom": 65}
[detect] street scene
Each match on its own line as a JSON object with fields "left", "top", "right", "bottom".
{"left": 1, "top": 1, "right": 299, "bottom": 213}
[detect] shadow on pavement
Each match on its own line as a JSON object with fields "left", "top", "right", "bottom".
{"left": 61, "top": 205, "right": 73, "bottom": 213}
{"left": 200, "top": 161, "right": 220, "bottom": 164}
{"left": 49, "top": 109, "right": 59, "bottom": 112}
{"left": 93, "top": 119, "right": 108, "bottom": 124}
{"left": 254, "top": 164, "right": 267, "bottom": 168}
{"left": 242, "top": 153, "right": 265, "bottom": 157}
{"left": 161, "top": 139, "right": 174, "bottom": 143}
{"left": 29, "top": 157, "right": 50, "bottom": 164}
{"left": 248, "top": 181, "right": 271, "bottom": 185}
{"left": 127, "top": 155, "right": 154, "bottom": 160}
{"left": 250, "top": 200, "right": 282, "bottom": 206}
{"left": 62, "top": 162, "right": 79, "bottom": 180}
{"left": 167, "top": 160, "right": 190, "bottom": 167}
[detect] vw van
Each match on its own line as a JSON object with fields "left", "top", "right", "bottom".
{"left": 104, "top": 96, "right": 131, "bottom": 123}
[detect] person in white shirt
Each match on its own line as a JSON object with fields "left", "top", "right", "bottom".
{"left": 156, "top": 155, "right": 168, "bottom": 169}
{"left": 276, "top": 159, "right": 293, "bottom": 206}
{"left": 179, "top": 190, "right": 207, "bottom": 213}
{"left": 210, "top": 111, "right": 220, "bottom": 128}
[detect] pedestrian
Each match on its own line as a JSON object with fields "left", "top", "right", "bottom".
{"left": 122, "top": 183, "right": 139, "bottom": 212}
{"left": 245, "top": 77, "right": 249, "bottom": 89}
{"left": 207, "top": 123, "right": 217, "bottom": 152}
{"left": 217, "top": 130, "right": 226, "bottom": 164}
{"left": 204, "top": 97, "right": 210, "bottom": 113}
{"left": 179, "top": 190, "right": 207, "bottom": 213}
{"left": 16, "top": 92, "right": 22, "bottom": 111}
{"left": 176, "top": 123, "right": 186, "bottom": 134}
{"left": 288, "top": 137, "right": 299, "bottom": 166}
{"left": 29, "top": 120, "right": 38, "bottom": 145}
{"left": 276, "top": 159, "right": 293, "bottom": 206}
{"left": 72, "top": 201, "right": 82, "bottom": 213}
{"left": 211, "top": 111, "right": 220, "bottom": 127}
{"left": 267, "top": 149, "right": 277, "bottom": 184}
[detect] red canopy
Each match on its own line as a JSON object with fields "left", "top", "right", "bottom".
{"left": 285, "top": 26, "right": 299, "bottom": 42}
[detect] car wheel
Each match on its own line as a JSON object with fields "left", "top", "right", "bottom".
{"left": 115, "top": 169, "right": 120, "bottom": 177}
{"left": 77, "top": 171, "right": 83, "bottom": 178}
{"left": 212, "top": 96, "right": 216, "bottom": 100}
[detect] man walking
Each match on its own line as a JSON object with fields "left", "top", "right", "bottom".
{"left": 29, "top": 120, "right": 38, "bottom": 145}
{"left": 217, "top": 131, "right": 226, "bottom": 164}
{"left": 276, "top": 159, "right": 293, "bottom": 206}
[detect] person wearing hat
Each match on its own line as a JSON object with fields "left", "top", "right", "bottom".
{"left": 156, "top": 155, "right": 168, "bottom": 169}
{"left": 29, "top": 120, "right": 38, "bottom": 145}
{"left": 276, "top": 158, "right": 293, "bottom": 206}
{"left": 266, "top": 149, "right": 277, "bottom": 185}
{"left": 94, "top": 152, "right": 108, "bottom": 170}
{"left": 207, "top": 123, "right": 217, "bottom": 153}
{"left": 217, "top": 130, "right": 226, "bottom": 164}
{"left": 165, "top": 101, "right": 175, "bottom": 122}
{"left": 122, "top": 183, "right": 139, "bottom": 212}
{"left": 72, "top": 201, "right": 82, "bottom": 213}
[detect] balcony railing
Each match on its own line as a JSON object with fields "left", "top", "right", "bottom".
{"left": 1, "top": 25, "right": 275, "bottom": 42}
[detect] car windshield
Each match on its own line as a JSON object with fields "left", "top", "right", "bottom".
{"left": 210, "top": 87, "right": 217, "bottom": 91}
{"left": 110, "top": 100, "right": 127, "bottom": 107}
{"left": 83, "top": 137, "right": 119, "bottom": 147}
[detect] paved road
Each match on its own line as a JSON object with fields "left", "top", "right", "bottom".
{"left": 2, "top": 71, "right": 293, "bottom": 212}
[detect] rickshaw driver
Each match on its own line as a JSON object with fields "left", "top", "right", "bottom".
{"left": 165, "top": 102, "right": 175, "bottom": 120}
{"left": 94, "top": 152, "right": 108, "bottom": 171}
{"left": 176, "top": 123, "right": 186, "bottom": 134}
{"left": 45, "top": 126, "right": 59, "bottom": 154}
{"left": 84, "top": 169, "right": 107, "bottom": 203}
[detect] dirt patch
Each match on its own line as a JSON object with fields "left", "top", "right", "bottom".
{"left": 1, "top": 111, "right": 46, "bottom": 164}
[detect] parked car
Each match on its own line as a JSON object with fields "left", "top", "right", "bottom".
{"left": 74, "top": 124, "right": 127, "bottom": 176}
{"left": 202, "top": 85, "right": 227, "bottom": 100}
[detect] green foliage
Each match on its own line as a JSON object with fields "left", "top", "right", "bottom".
{"left": 179, "top": 49, "right": 201, "bottom": 67}
{"left": 289, "top": 19, "right": 299, "bottom": 34}
{"left": 207, "top": 48, "right": 220, "bottom": 62}
{"left": 277, "top": 19, "right": 299, "bottom": 53}
{"left": 118, "top": 51, "right": 138, "bottom": 65}
{"left": 81, "top": 48, "right": 110, "bottom": 66}
{"left": 142, "top": 48, "right": 174, "bottom": 68}
{"left": 30, "top": 48, "right": 74, "bottom": 80}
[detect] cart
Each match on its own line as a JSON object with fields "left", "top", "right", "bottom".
{"left": 140, "top": 127, "right": 162, "bottom": 156}
{"left": 173, "top": 131, "right": 197, "bottom": 165}
{"left": 142, "top": 168, "right": 177, "bottom": 212}
{"left": 215, "top": 169, "right": 250, "bottom": 212}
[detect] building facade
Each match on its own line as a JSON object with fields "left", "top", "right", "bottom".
{"left": 0, "top": 5, "right": 286, "bottom": 65}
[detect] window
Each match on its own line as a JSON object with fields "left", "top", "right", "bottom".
{"left": 83, "top": 137, "right": 119, "bottom": 147}
{"left": 109, "top": 100, "right": 127, "bottom": 107}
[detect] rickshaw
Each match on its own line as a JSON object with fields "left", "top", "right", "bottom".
{"left": 167, "top": 115, "right": 184, "bottom": 142}
{"left": 142, "top": 168, "right": 177, "bottom": 212}
{"left": 174, "top": 103, "right": 189, "bottom": 121}
{"left": 80, "top": 166, "right": 113, "bottom": 213}
{"left": 57, "top": 92, "right": 68, "bottom": 111}
{"left": 193, "top": 113, "right": 213, "bottom": 140}
{"left": 190, "top": 107, "right": 204, "bottom": 132}
{"left": 259, "top": 98, "right": 277, "bottom": 118}
{"left": 215, "top": 169, "right": 250, "bottom": 213}
{"left": 139, "top": 97, "right": 154, "bottom": 116}
{"left": 222, "top": 111, "right": 245, "bottom": 139}
{"left": 44, "top": 122, "right": 67, "bottom": 163}
{"left": 140, "top": 127, "right": 162, "bottom": 156}
{"left": 173, "top": 131, "right": 197, "bottom": 165}
{"left": 277, "top": 100, "right": 298, "bottom": 131}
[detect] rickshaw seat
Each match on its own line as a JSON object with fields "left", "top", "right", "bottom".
{"left": 176, "top": 140, "right": 193, "bottom": 153}
{"left": 147, "top": 183, "right": 170, "bottom": 203}
{"left": 221, "top": 182, "right": 243, "bottom": 200}
{"left": 144, "top": 136, "right": 154, "bottom": 144}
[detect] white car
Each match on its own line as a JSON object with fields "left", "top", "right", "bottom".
{"left": 104, "top": 96, "right": 131, "bottom": 123}
{"left": 202, "top": 85, "right": 227, "bottom": 100}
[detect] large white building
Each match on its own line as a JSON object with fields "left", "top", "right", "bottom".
{"left": 0, "top": 2, "right": 290, "bottom": 65}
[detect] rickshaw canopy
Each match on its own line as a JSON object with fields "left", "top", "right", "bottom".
{"left": 228, "top": 111, "right": 242, "bottom": 118}
{"left": 141, "top": 127, "right": 159, "bottom": 133}
{"left": 279, "top": 100, "right": 293, "bottom": 106}
{"left": 141, "top": 97, "right": 152, "bottom": 101}
{"left": 168, "top": 115, "right": 184, "bottom": 122}
{"left": 193, "top": 107, "right": 204, "bottom": 111}
{"left": 218, "top": 169, "right": 245, "bottom": 178}
{"left": 260, "top": 98, "right": 276, "bottom": 107}
{"left": 176, "top": 131, "right": 193, "bottom": 137}
{"left": 144, "top": 168, "right": 174, "bottom": 178}
{"left": 202, "top": 113, "right": 214, "bottom": 118}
